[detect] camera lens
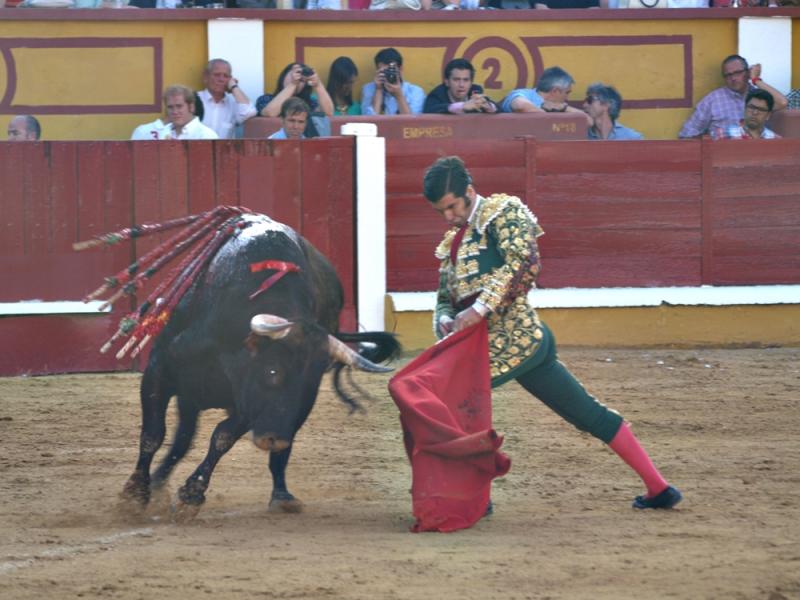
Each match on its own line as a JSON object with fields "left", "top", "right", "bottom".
{"left": 300, "top": 66, "right": 314, "bottom": 77}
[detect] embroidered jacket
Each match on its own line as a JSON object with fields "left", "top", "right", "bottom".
{"left": 433, "top": 193, "right": 545, "bottom": 385}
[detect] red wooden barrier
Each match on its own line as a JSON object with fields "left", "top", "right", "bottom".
{"left": 0, "top": 138, "right": 356, "bottom": 376}
{"left": 385, "top": 137, "right": 800, "bottom": 292}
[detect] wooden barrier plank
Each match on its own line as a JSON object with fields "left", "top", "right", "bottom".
{"left": 213, "top": 141, "right": 242, "bottom": 207}
{"left": 23, "top": 143, "right": 52, "bottom": 257}
{"left": 712, "top": 227, "right": 800, "bottom": 257}
{"left": 710, "top": 256, "right": 800, "bottom": 285}
{"left": 187, "top": 141, "right": 217, "bottom": 214}
{"left": 266, "top": 141, "right": 303, "bottom": 229}
{"left": 708, "top": 139, "right": 800, "bottom": 168}
{"left": 0, "top": 315, "right": 129, "bottom": 376}
{"left": 156, "top": 142, "right": 190, "bottom": 220}
{"left": 538, "top": 257, "right": 703, "bottom": 288}
{"left": 0, "top": 144, "right": 25, "bottom": 257}
{"left": 535, "top": 140, "right": 702, "bottom": 174}
{"left": 239, "top": 154, "right": 277, "bottom": 215}
{"left": 532, "top": 197, "right": 701, "bottom": 229}
{"left": 712, "top": 196, "right": 800, "bottom": 229}
{"left": 49, "top": 144, "right": 79, "bottom": 254}
{"left": 711, "top": 165, "right": 800, "bottom": 199}
{"left": 537, "top": 228, "right": 700, "bottom": 258}
{"left": 535, "top": 172, "right": 702, "bottom": 200}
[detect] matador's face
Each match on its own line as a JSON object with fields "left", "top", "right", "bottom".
{"left": 431, "top": 185, "right": 476, "bottom": 228}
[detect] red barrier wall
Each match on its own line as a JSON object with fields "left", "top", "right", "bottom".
{"left": 386, "top": 137, "right": 800, "bottom": 291}
{"left": 0, "top": 138, "right": 356, "bottom": 376}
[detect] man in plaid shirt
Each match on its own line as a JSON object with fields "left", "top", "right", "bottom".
{"left": 679, "top": 55, "right": 787, "bottom": 138}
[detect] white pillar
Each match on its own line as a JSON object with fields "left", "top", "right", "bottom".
{"left": 342, "top": 123, "right": 386, "bottom": 332}
{"left": 738, "top": 17, "right": 792, "bottom": 94}
{"left": 207, "top": 19, "right": 264, "bottom": 105}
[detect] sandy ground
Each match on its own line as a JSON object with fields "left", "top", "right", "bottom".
{"left": 1, "top": 346, "right": 799, "bottom": 600}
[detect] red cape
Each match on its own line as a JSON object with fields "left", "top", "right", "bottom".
{"left": 388, "top": 321, "right": 511, "bottom": 532}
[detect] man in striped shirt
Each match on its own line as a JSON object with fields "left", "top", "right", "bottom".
{"left": 679, "top": 55, "right": 787, "bottom": 139}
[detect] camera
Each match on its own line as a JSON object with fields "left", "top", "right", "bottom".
{"left": 300, "top": 65, "right": 314, "bottom": 78}
{"left": 384, "top": 65, "right": 399, "bottom": 85}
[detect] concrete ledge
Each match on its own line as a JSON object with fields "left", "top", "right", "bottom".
{"left": 0, "top": 301, "right": 110, "bottom": 316}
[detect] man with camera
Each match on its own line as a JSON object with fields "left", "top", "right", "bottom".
{"left": 197, "top": 58, "right": 256, "bottom": 139}
{"left": 361, "top": 48, "right": 425, "bottom": 116}
{"left": 423, "top": 58, "right": 497, "bottom": 115}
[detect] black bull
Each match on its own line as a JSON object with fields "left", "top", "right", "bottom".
{"left": 120, "top": 214, "right": 399, "bottom": 518}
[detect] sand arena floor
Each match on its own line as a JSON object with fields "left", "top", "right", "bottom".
{"left": 1, "top": 346, "right": 799, "bottom": 600}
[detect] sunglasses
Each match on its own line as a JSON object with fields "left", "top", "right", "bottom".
{"left": 723, "top": 68, "right": 748, "bottom": 79}
{"left": 585, "top": 95, "right": 599, "bottom": 104}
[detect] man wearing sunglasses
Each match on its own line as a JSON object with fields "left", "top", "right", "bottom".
{"left": 582, "top": 83, "right": 643, "bottom": 140}
{"left": 712, "top": 89, "right": 780, "bottom": 140}
{"left": 679, "top": 55, "right": 787, "bottom": 139}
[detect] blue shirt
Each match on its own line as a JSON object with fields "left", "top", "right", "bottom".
{"left": 360, "top": 81, "right": 425, "bottom": 115}
{"left": 500, "top": 88, "right": 544, "bottom": 113}
{"left": 268, "top": 128, "right": 305, "bottom": 140}
{"left": 587, "top": 123, "right": 644, "bottom": 140}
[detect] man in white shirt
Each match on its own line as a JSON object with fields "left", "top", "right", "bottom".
{"left": 197, "top": 59, "right": 257, "bottom": 139}
{"left": 131, "top": 85, "right": 218, "bottom": 140}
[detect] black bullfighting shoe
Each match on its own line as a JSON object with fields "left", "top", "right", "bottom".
{"left": 632, "top": 485, "right": 683, "bottom": 510}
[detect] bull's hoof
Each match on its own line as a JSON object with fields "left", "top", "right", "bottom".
{"left": 118, "top": 473, "right": 150, "bottom": 511}
{"left": 170, "top": 499, "right": 203, "bottom": 524}
{"left": 146, "top": 484, "right": 173, "bottom": 519}
{"left": 268, "top": 490, "right": 304, "bottom": 513}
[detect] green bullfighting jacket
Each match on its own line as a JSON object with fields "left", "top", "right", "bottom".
{"left": 433, "top": 193, "right": 546, "bottom": 386}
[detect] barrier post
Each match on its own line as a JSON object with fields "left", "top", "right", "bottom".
{"left": 342, "top": 123, "right": 386, "bottom": 332}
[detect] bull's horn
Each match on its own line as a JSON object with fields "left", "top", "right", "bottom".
{"left": 328, "top": 335, "right": 393, "bottom": 373}
{"left": 250, "top": 314, "right": 293, "bottom": 339}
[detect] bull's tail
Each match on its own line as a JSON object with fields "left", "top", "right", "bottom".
{"left": 332, "top": 331, "right": 401, "bottom": 413}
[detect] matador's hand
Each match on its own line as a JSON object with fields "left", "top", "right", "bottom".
{"left": 438, "top": 315, "right": 454, "bottom": 337}
{"left": 453, "top": 307, "right": 483, "bottom": 332}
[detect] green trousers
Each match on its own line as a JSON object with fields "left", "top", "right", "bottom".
{"left": 512, "top": 323, "right": 624, "bottom": 444}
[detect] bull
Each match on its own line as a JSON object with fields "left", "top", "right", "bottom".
{"left": 118, "top": 213, "right": 399, "bottom": 520}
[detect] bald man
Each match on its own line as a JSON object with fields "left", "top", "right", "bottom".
{"left": 7, "top": 115, "right": 41, "bottom": 141}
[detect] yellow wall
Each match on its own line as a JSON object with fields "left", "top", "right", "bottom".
{"left": 0, "top": 20, "right": 206, "bottom": 140}
{"left": 266, "top": 18, "right": 737, "bottom": 140}
{"left": 388, "top": 304, "right": 800, "bottom": 352}
{"left": 2, "top": 15, "right": 796, "bottom": 141}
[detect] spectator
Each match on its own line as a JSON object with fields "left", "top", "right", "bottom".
{"left": 7, "top": 115, "right": 41, "bottom": 141}
{"left": 679, "top": 55, "right": 788, "bottom": 138}
{"left": 164, "top": 85, "right": 218, "bottom": 140}
{"left": 256, "top": 62, "right": 334, "bottom": 118}
{"left": 197, "top": 59, "right": 256, "bottom": 139}
{"left": 583, "top": 83, "right": 643, "bottom": 140}
{"left": 326, "top": 57, "right": 361, "bottom": 116}
{"left": 500, "top": 66, "right": 587, "bottom": 117}
{"left": 269, "top": 97, "right": 311, "bottom": 140}
{"left": 361, "top": 48, "right": 425, "bottom": 116}
{"left": 786, "top": 88, "right": 800, "bottom": 110}
{"left": 533, "top": 0, "right": 606, "bottom": 6}
{"left": 712, "top": 89, "right": 781, "bottom": 140}
{"left": 423, "top": 58, "right": 497, "bottom": 114}
{"left": 131, "top": 86, "right": 217, "bottom": 140}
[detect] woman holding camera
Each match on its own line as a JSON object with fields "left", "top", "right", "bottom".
{"left": 256, "top": 62, "right": 334, "bottom": 118}
{"left": 326, "top": 57, "right": 361, "bottom": 116}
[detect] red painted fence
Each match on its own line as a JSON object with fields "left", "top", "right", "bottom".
{"left": 0, "top": 138, "right": 356, "bottom": 376}
{"left": 386, "top": 137, "right": 800, "bottom": 291}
